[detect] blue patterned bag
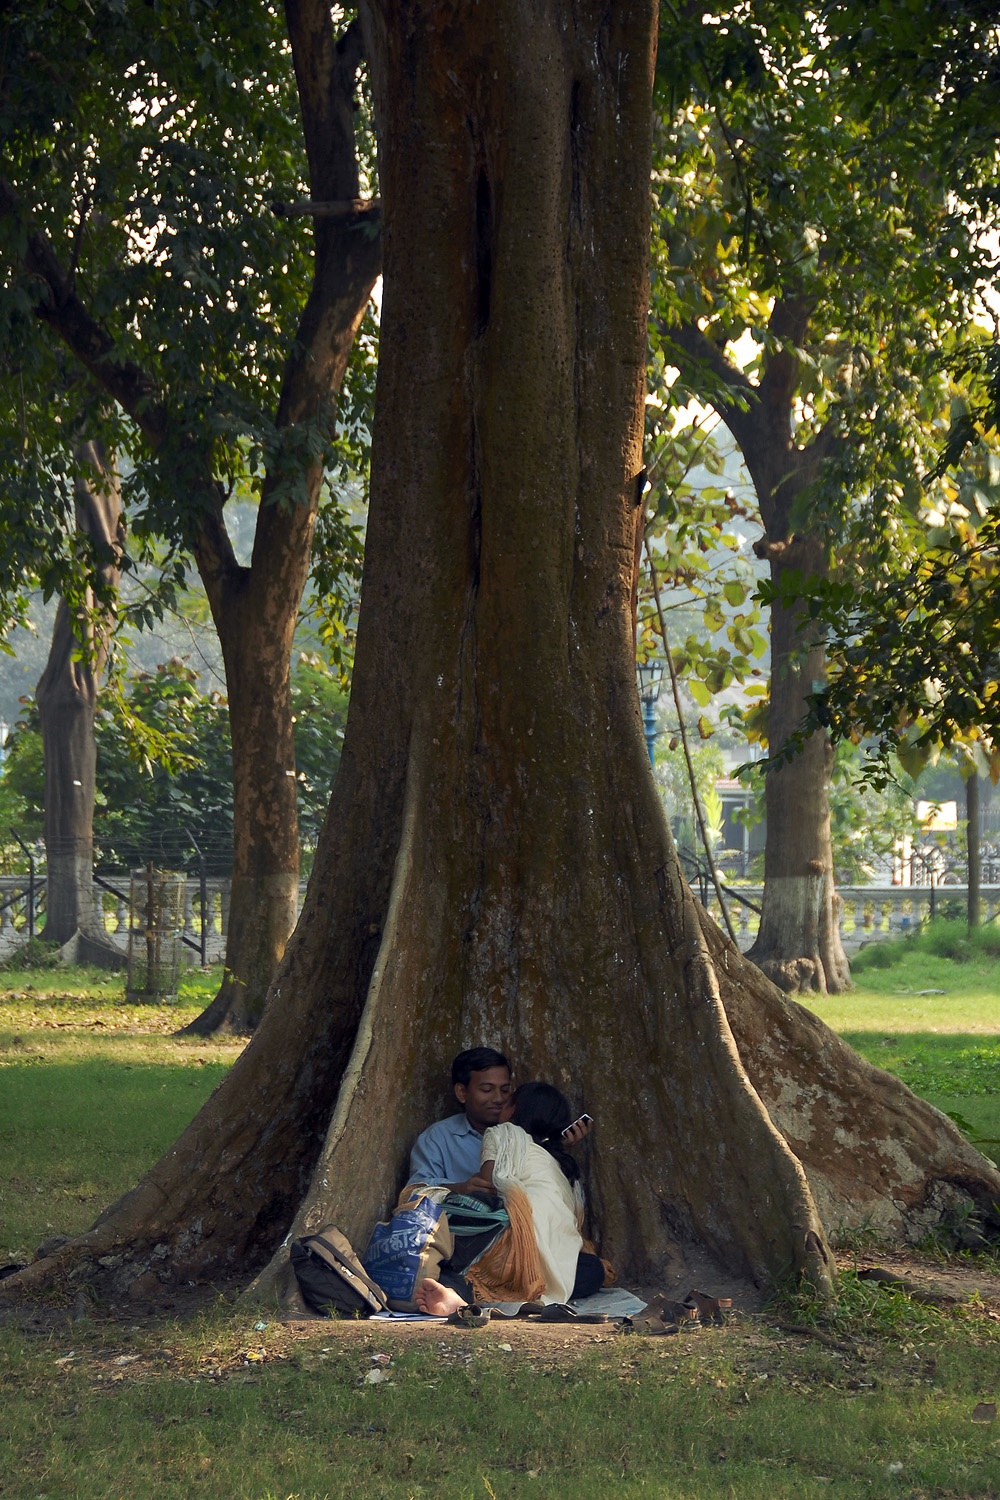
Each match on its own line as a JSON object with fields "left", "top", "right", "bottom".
{"left": 361, "top": 1192, "right": 454, "bottom": 1309}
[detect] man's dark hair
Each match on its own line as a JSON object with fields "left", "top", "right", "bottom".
{"left": 451, "top": 1047, "right": 511, "bottom": 1087}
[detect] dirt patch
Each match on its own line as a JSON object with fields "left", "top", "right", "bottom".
{"left": 849, "top": 1246, "right": 1000, "bottom": 1308}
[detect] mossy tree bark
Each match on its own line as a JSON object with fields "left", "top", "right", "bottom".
{"left": 5, "top": 0, "right": 999, "bottom": 1311}
{"left": 670, "top": 303, "right": 851, "bottom": 995}
{"left": 36, "top": 440, "right": 123, "bottom": 964}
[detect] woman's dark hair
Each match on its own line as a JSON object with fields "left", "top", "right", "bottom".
{"left": 512, "top": 1081, "right": 580, "bottom": 1183}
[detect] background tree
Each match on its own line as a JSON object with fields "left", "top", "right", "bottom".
{"left": 652, "top": 7, "right": 995, "bottom": 992}
{"left": 3, "top": 0, "right": 998, "bottom": 1316}
{"left": 0, "top": 0, "right": 380, "bottom": 1031}
{"left": 30, "top": 441, "right": 123, "bottom": 959}
{"left": 3, "top": 651, "right": 349, "bottom": 876}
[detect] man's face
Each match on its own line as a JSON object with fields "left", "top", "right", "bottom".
{"left": 455, "top": 1066, "right": 512, "bottom": 1132}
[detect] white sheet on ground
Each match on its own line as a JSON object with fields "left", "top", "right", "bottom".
{"left": 485, "top": 1287, "right": 647, "bottom": 1318}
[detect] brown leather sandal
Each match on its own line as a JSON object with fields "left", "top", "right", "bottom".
{"left": 684, "top": 1289, "right": 733, "bottom": 1326}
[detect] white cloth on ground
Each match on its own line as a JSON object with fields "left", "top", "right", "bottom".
{"left": 480, "top": 1121, "right": 583, "bottom": 1305}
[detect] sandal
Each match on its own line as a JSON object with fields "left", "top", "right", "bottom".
{"left": 447, "top": 1304, "right": 491, "bottom": 1328}
{"left": 684, "top": 1289, "right": 733, "bottom": 1326}
{"left": 619, "top": 1314, "right": 680, "bottom": 1337}
{"left": 529, "top": 1303, "right": 609, "bottom": 1324}
{"left": 642, "top": 1295, "right": 697, "bottom": 1325}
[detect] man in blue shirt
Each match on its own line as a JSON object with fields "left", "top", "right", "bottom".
{"left": 407, "top": 1047, "right": 512, "bottom": 1187}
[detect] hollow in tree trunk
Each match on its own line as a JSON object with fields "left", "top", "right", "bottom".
{"left": 5, "top": 0, "right": 998, "bottom": 1313}
{"left": 36, "top": 441, "right": 123, "bottom": 965}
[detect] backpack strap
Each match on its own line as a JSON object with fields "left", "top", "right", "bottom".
{"left": 309, "top": 1233, "right": 389, "bottom": 1308}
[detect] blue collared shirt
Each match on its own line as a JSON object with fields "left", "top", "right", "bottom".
{"left": 407, "top": 1112, "right": 484, "bottom": 1186}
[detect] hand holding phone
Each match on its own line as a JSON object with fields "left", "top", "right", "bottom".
{"left": 561, "top": 1113, "right": 594, "bottom": 1142}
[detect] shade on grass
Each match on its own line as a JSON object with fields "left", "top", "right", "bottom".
{"left": 3, "top": 1320, "right": 999, "bottom": 1500}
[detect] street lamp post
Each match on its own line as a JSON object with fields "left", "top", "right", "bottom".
{"left": 636, "top": 659, "right": 663, "bottom": 770}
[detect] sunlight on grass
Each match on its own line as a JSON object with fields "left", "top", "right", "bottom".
{"left": 802, "top": 930, "right": 1000, "bottom": 1167}
{"left": 0, "top": 966, "right": 244, "bottom": 1260}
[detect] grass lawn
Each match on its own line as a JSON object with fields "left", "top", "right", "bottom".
{"left": 0, "top": 966, "right": 245, "bottom": 1264}
{"left": 804, "top": 925, "right": 1000, "bottom": 1168}
{"left": 3, "top": 1303, "right": 999, "bottom": 1500}
{"left": 1, "top": 936, "right": 999, "bottom": 1499}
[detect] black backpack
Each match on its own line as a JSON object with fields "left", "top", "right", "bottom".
{"left": 290, "top": 1225, "right": 391, "bottom": 1318}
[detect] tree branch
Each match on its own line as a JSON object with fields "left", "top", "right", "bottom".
{"left": 284, "top": 1, "right": 364, "bottom": 204}
{"left": 271, "top": 197, "right": 380, "bottom": 219}
{"left": 0, "top": 173, "right": 244, "bottom": 597}
{"left": 755, "top": 293, "right": 816, "bottom": 420}
{"left": 667, "top": 319, "right": 759, "bottom": 457}
{"left": 0, "top": 174, "right": 168, "bottom": 449}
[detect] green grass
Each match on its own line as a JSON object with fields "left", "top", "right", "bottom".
{"left": 803, "top": 922, "right": 1000, "bottom": 1167}
{"left": 2, "top": 1307, "right": 999, "bottom": 1499}
{"left": 0, "top": 967, "right": 244, "bottom": 1263}
{"left": 2, "top": 944, "right": 1000, "bottom": 1498}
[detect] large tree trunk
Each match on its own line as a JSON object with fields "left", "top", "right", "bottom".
{"left": 746, "top": 535, "right": 851, "bottom": 994}
{"left": 5, "top": 0, "right": 999, "bottom": 1312}
{"left": 36, "top": 441, "right": 123, "bottom": 964}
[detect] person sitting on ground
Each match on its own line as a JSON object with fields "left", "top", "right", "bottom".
{"left": 407, "top": 1046, "right": 513, "bottom": 1189}
{"left": 415, "top": 1080, "right": 606, "bottom": 1315}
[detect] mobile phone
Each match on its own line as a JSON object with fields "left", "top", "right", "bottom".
{"left": 561, "top": 1113, "right": 593, "bottom": 1139}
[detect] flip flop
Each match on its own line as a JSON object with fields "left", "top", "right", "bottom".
{"left": 447, "top": 1304, "right": 491, "bottom": 1328}
{"left": 529, "top": 1304, "right": 609, "bottom": 1324}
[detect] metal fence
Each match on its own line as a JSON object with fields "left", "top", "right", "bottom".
{"left": 0, "top": 870, "right": 995, "bottom": 964}
{"left": 697, "top": 883, "right": 1000, "bottom": 953}
{"left": 0, "top": 873, "right": 308, "bottom": 964}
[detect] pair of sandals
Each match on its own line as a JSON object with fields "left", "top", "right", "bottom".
{"left": 620, "top": 1288, "right": 732, "bottom": 1337}
{"left": 446, "top": 1301, "right": 609, "bottom": 1328}
{"left": 446, "top": 1288, "right": 732, "bottom": 1332}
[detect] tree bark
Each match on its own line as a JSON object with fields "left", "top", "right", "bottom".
{"left": 746, "top": 534, "right": 851, "bottom": 994}
{"left": 4, "top": 0, "right": 998, "bottom": 1313}
{"left": 36, "top": 441, "right": 123, "bottom": 963}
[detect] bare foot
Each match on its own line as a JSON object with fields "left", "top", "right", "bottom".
{"left": 415, "top": 1278, "right": 467, "bottom": 1317}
